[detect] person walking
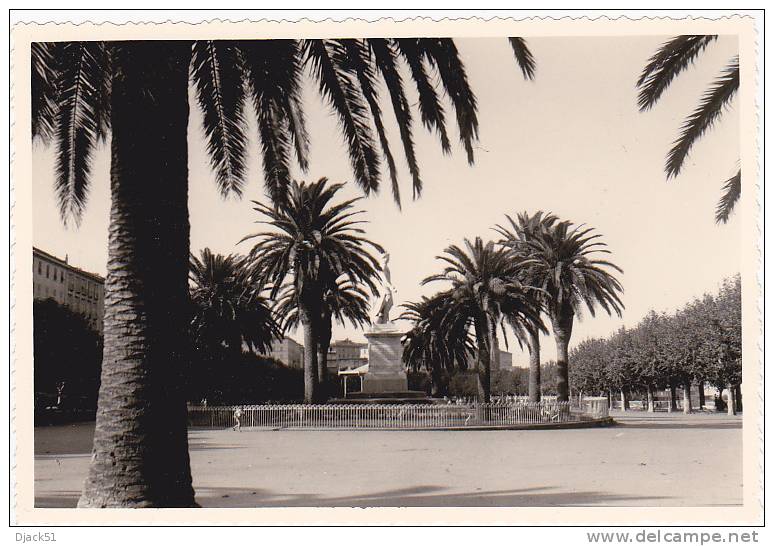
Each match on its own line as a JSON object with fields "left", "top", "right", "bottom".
{"left": 232, "top": 407, "right": 243, "bottom": 432}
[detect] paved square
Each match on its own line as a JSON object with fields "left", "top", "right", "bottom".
{"left": 34, "top": 412, "right": 742, "bottom": 507}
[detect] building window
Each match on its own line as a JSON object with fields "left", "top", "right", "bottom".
{"left": 37, "top": 261, "right": 41, "bottom": 274}
{"left": 46, "top": 265, "right": 49, "bottom": 278}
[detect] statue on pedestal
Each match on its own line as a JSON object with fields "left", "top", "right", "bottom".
{"left": 372, "top": 252, "right": 397, "bottom": 325}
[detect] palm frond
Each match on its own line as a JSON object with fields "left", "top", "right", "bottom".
{"left": 666, "top": 57, "right": 739, "bottom": 178}
{"left": 715, "top": 168, "right": 741, "bottom": 224}
{"left": 507, "top": 37, "right": 536, "bottom": 80}
{"left": 241, "top": 40, "right": 311, "bottom": 203}
{"left": 52, "top": 41, "right": 110, "bottom": 225}
{"left": 303, "top": 39, "right": 381, "bottom": 195}
{"left": 394, "top": 38, "right": 452, "bottom": 155}
{"left": 340, "top": 39, "right": 401, "bottom": 207}
{"left": 368, "top": 38, "right": 423, "bottom": 199}
{"left": 420, "top": 38, "right": 479, "bottom": 164}
{"left": 190, "top": 41, "right": 249, "bottom": 197}
{"left": 637, "top": 35, "right": 717, "bottom": 111}
{"left": 31, "top": 42, "right": 61, "bottom": 142}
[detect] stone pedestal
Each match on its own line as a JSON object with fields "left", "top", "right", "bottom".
{"left": 362, "top": 323, "right": 408, "bottom": 393}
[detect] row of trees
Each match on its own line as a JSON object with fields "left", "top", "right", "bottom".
{"left": 401, "top": 212, "right": 624, "bottom": 403}
{"left": 569, "top": 275, "right": 742, "bottom": 414}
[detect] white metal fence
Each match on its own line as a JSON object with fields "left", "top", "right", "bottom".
{"left": 187, "top": 400, "right": 597, "bottom": 430}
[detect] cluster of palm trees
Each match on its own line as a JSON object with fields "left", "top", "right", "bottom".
{"left": 188, "top": 180, "right": 380, "bottom": 404}
{"left": 29, "top": 33, "right": 731, "bottom": 509}
{"left": 401, "top": 212, "right": 624, "bottom": 404}
{"left": 31, "top": 37, "right": 534, "bottom": 507}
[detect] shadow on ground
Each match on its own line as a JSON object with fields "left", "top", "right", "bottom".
{"left": 36, "top": 484, "right": 669, "bottom": 508}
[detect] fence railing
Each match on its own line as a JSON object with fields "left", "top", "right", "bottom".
{"left": 187, "top": 400, "right": 596, "bottom": 430}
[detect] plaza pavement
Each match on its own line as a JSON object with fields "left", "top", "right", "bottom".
{"left": 34, "top": 411, "right": 742, "bottom": 508}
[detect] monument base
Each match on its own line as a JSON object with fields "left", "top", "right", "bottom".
{"left": 362, "top": 323, "right": 408, "bottom": 394}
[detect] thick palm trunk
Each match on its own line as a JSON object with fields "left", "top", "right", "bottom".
{"left": 316, "top": 314, "right": 332, "bottom": 401}
{"left": 551, "top": 306, "right": 574, "bottom": 402}
{"left": 473, "top": 317, "right": 491, "bottom": 404}
{"left": 78, "top": 42, "right": 195, "bottom": 508}
{"left": 430, "top": 366, "right": 443, "bottom": 397}
{"left": 298, "top": 289, "right": 320, "bottom": 404}
{"left": 527, "top": 327, "right": 541, "bottom": 403}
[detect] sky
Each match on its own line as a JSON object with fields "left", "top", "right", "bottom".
{"left": 31, "top": 36, "right": 741, "bottom": 367}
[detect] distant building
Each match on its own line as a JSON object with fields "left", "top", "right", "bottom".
{"left": 33, "top": 247, "right": 105, "bottom": 334}
{"left": 498, "top": 350, "right": 513, "bottom": 369}
{"left": 474, "top": 347, "right": 513, "bottom": 371}
{"left": 327, "top": 338, "right": 368, "bottom": 374}
{"left": 264, "top": 337, "right": 305, "bottom": 369}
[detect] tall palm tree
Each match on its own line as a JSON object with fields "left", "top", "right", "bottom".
{"left": 422, "top": 238, "right": 545, "bottom": 402}
{"left": 636, "top": 35, "right": 740, "bottom": 223}
{"left": 495, "top": 211, "right": 559, "bottom": 402}
{"left": 519, "top": 221, "right": 624, "bottom": 402}
{"left": 189, "top": 248, "right": 281, "bottom": 356}
{"left": 243, "top": 178, "right": 382, "bottom": 403}
{"left": 32, "top": 37, "right": 535, "bottom": 507}
{"left": 399, "top": 292, "right": 475, "bottom": 396}
{"left": 274, "top": 276, "right": 372, "bottom": 397}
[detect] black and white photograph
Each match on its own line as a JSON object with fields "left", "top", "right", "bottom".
{"left": 10, "top": 12, "right": 762, "bottom": 527}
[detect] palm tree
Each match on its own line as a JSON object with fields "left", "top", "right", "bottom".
{"left": 399, "top": 292, "right": 475, "bottom": 396}
{"left": 519, "top": 220, "right": 624, "bottom": 402}
{"left": 495, "top": 211, "right": 559, "bottom": 402}
{"left": 243, "top": 178, "right": 382, "bottom": 403}
{"left": 636, "top": 35, "right": 740, "bottom": 223}
{"left": 422, "top": 238, "right": 545, "bottom": 402}
{"left": 274, "top": 276, "right": 372, "bottom": 398}
{"left": 189, "top": 249, "right": 281, "bottom": 356}
{"left": 32, "top": 37, "right": 535, "bottom": 506}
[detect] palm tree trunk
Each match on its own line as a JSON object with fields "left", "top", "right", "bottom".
{"left": 430, "top": 366, "right": 443, "bottom": 397}
{"left": 527, "top": 327, "right": 541, "bottom": 403}
{"left": 473, "top": 316, "right": 491, "bottom": 404}
{"left": 78, "top": 42, "right": 196, "bottom": 508}
{"left": 551, "top": 307, "right": 574, "bottom": 402}
{"left": 299, "top": 306, "right": 319, "bottom": 404}
{"left": 317, "top": 313, "right": 332, "bottom": 401}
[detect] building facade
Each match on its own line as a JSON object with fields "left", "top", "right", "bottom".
{"left": 264, "top": 337, "right": 305, "bottom": 369}
{"left": 33, "top": 247, "right": 105, "bottom": 334}
{"left": 327, "top": 338, "right": 368, "bottom": 374}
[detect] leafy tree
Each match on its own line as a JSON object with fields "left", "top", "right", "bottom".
{"left": 518, "top": 220, "right": 624, "bottom": 401}
{"left": 32, "top": 37, "right": 534, "bottom": 507}
{"left": 244, "top": 178, "right": 382, "bottom": 403}
{"left": 423, "top": 238, "right": 545, "bottom": 402}
{"left": 637, "top": 35, "right": 740, "bottom": 223}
